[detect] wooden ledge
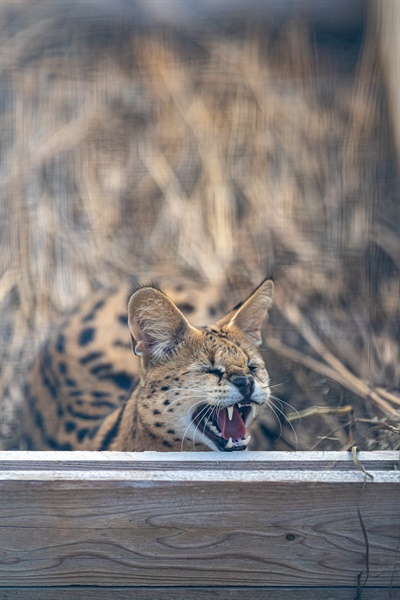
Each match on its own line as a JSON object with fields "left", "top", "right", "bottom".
{"left": 0, "top": 451, "right": 399, "bottom": 591}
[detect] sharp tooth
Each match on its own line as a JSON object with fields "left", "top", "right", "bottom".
{"left": 252, "top": 404, "right": 258, "bottom": 419}
{"left": 226, "top": 437, "right": 233, "bottom": 449}
{"left": 238, "top": 402, "right": 243, "bottom": 408}
{"left": 243, "top": 435, "right": 251, "bottom": 447}
{"left": 227, "top": 406, "right": 234, "bottom": 421}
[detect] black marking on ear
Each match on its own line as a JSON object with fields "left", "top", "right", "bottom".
{"left": 80, "top": 351, "right": 104, "bottom": 365}
{"left": 79, "top": 328, "right": 95, "bottom": 346}
{"left": 99, "top": 404, "right": 126, "bottom": 450}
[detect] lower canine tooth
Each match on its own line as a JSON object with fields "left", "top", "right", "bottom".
{"left": 243, "top": 435, "right": 251, "bottom": 447}
{"left": 226, "top": 437, "right": 233, "bottom": 449}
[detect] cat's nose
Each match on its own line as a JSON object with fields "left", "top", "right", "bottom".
{"left": 231, "top": 376, "right": 254, "bottom": 398}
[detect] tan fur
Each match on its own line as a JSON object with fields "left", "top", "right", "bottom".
{"left": 23, "top": 278, "right": 273, "bottom": 452}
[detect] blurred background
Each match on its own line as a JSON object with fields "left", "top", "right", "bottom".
{"left": 1, "top": 0, "right": 399, "bottom": 450}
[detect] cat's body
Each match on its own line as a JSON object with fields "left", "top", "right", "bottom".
{"left": 23, "top": 278, "right": 274, "bottom": 451}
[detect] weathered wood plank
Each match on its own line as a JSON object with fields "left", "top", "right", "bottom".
{"left": 0, "top": 450, "right": 399, "bottom": 472}
{"left": 0, "top": 587, "right": 398, "bottom": 600}
{"left": 0, "top": 452, "right": 399, "bottom": 588}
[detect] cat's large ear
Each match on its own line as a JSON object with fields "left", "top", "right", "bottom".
{"left": 128, "top": 286, "right": 192, "bottom": 364}
{"left": 217, "top": 279, "right": 274, "bottom": 346}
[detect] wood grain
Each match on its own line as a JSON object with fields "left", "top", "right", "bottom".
{"left": 0, "top": 452, "right": 399, "bottom": 590}
{"left": 0, "top": 587, "right": 398, "bottom": 600}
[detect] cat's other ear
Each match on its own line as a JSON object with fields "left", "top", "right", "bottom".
{"left": 217, "top": 279, "right": 274, "bottom": 346}
{"left": 128, "top": 287, "right": 192, "bottom": 364}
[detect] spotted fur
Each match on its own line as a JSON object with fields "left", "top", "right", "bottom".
{"left": 23, "top": 278, "right": 274, "bottom": 451}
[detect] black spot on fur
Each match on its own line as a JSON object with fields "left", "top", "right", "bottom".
{"left": 99, "top": 404, "right": 126, "bottom": 450}
{"left": 24, "top": 436, "right": 34, "bottom": 450}
{"left": 64, "top": 421, "right": 76, "bottom": 432}
{"left": 117, "top": 314, "right": 127, "bottom": 325}
{"left": 47, "top": 438, "right": 72, "bottom": 451}
{"left": 79, "top": 328, "right": 95, "bottom": 346}
{"left": 153, "top": 409, "right": 161, "bottom": 415}
{"left": 98, "top": 372, "right": 134, "bottom": 391}
{"left": 65, "top": 378, "right": 77, "bottom": 387}
{"left": 35, "top": 409, "right": 44, "bottom": 432}
{"left": 163, "top": 399, "right": 170, "bottom": 406}
{"left": 88, "top": 424, "right": 101, "bottom": 440}
{"left": 164, "top": 375, "right": 170, "bottom": 380}
{"left": 208, "top": 305, "right": 217, "bottom": 317}
{"left": 56, "top": 334, "right": 66, "bottom": 353}
{"left": 90, "top": 400, "right": 116, "bottom": 409}
{"left": 176, "top": 302, "right": 195, "bottom": 314}
{"left": 58, "top": 362, "right": 68, "bottom": 375}
{"left": 92, "top": 391, "right": 111, "bottom": 398}
{"left": 80, "top": 351, "right": 104, "bottom": 365}
{"left": 93, "top": 299, "right": 106, "bottom": 312}
{"left": 67, "top": 405, "right": 104, "bottom": 420}
{"left": 154, "top": 422, "right": 163, "bottom": 428}
{"left": 82, "top": 299, "right": 106, "bottom": 322}
{"left": 69, "top": 390, "right": 83, "bottom": 397}
{"left": 77, "top": 428, "right": 90, "bottom": 442}
{"left": 161, "top": 386, "right": 170, "bottom": 391}
{"left": 90, "top": 363, "right": 113, "bottom": 375}
{"left": 167, "top": 429, "right": 175, "bottom": 435}
{"left": 163, "top": 440, "right": 172, "bottom": 448}
{"left": 82, "top": 311, "right": 95, "bottom": 323}
{"left": 113, "top": 340, "right": 131, "bottom": 349}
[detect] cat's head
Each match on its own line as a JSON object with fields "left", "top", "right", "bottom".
{"left": 128, "top": 278, "right": 274, "bottom": 451}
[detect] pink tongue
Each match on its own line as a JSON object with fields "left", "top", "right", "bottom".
{"left": 217, "top": 407, "right": 246, "bottom": 440}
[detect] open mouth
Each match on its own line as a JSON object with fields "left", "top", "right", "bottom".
{"left": 192, "top": 402, "right": 258, "bottom": 451}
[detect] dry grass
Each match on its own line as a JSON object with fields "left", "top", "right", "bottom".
{"left": 0, "top": 2, "right": 399, "bottom": 449}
